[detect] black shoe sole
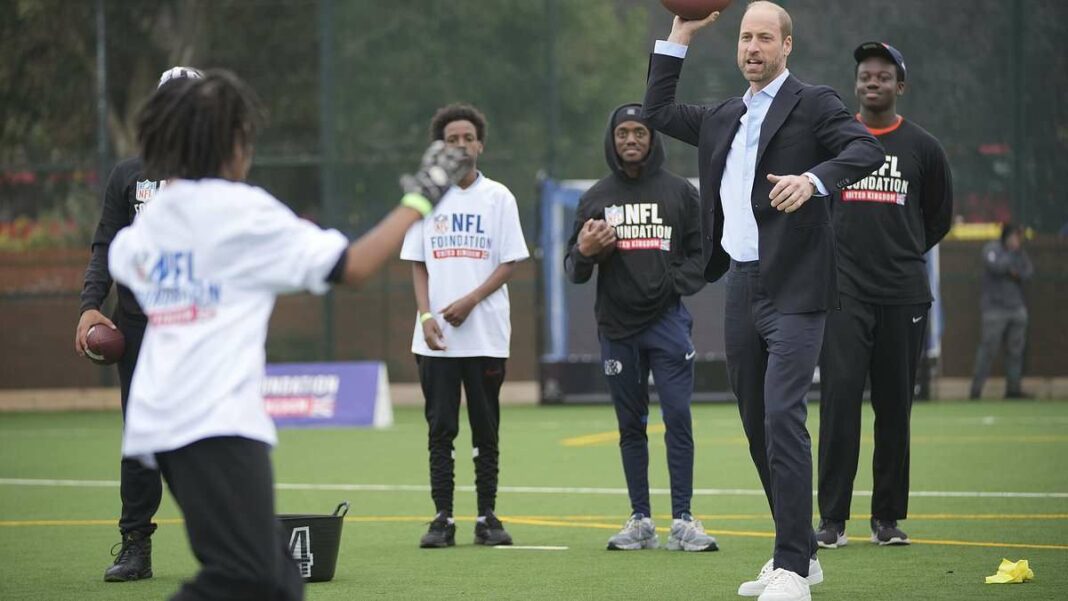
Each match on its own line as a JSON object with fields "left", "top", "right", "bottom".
{"left": 870, "top": 534, "right": 911, "bottom": 546}
{"left": 104, "top": 569, "right": 152, "bottom": 582}
{"left": 419, "top": 539, "right": 456, "bottom": 549}
{"left": 474, "top": 537, "right": 513, "bottom": 546}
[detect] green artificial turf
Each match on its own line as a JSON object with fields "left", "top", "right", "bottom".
{"left": 1, "top": 400, "right": 1066, "bottom": 600}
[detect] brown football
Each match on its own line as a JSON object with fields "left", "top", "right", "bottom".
{"left": 660, "top": 0, "right": 732, "bottom": 21}
{"left": 86, "top": 325, "right": 125, "bottom": 366}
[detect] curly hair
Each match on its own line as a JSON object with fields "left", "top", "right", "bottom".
{"left": 429, "top": 103, "right": 487, "bottom": 143}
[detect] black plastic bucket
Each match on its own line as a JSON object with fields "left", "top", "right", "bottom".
{"left": 278, "top": 502, "right": 349, "bottom": 582}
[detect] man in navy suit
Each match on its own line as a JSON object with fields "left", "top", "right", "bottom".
{"left": 643, "top": 3, "right": 883, "bottom": 600}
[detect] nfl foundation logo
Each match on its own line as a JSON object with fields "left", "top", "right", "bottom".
{"left": 604, "top": 205, "right": 624, "bottom": 227}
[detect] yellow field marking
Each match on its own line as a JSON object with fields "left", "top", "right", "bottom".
{"left": 342, "top": 516, "right": 428, "bottom": 523}
{"left": 0, "top": 518, "right": 184, "bottom": 527}
{"left": 560, "top": 427, "right": 759, "bottom": 448}
{"left": 5, "top": 513, "right": 1066, "bottom": 528}
{"left": 560, "top": 425, "right": 662, "bottom": 447}
{"left": 904, "top": 513, "right": 1068, "bottom": 521}
{"left": 910, "top": 435, "right": 1068, "bottom": 444}
{"left": 3, "top": 515, "right": 1066, "bottom": 551}
{"left": 909, "top": 538, "right": 1068, "bottom": 551}
{"left": 510, "top": 513, "right": 1068, "bottom": 522}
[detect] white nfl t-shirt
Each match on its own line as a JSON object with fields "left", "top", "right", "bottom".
{"left": 109, "top": 179, "right": 348, "bottom": 466}
{"left": 400, "top": 173, "right": 529, "bottom": 358}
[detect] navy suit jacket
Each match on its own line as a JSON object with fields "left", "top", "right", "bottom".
{"left": 644, "top": 53, "right": 884, "bottom": 313}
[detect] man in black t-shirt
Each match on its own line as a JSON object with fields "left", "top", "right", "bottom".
{"left": 566, "top": 104, "right": 716, "bottom": 552}
{"left": 815, "top": 43, "right": 953, "bottom": 549}
{"left": 73, "top": 66, "right": 202, "bottom": 583}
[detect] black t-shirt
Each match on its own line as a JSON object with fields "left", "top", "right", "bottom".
{"left": 833, "top": 117, "right": 953, "bottom": 304}
{"left": 79, "top": 157, "right": 167, "bottom": 322}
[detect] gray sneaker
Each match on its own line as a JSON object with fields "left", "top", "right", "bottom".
{"left": 666, "top": 513, "right": 719, "bottom": 552}
{"left": 815, "top": 518, "right": 847, "bottom": 549}
{"left": 606, "top": 513, "right": 659, "bottom": 550}
{"left": 870, "top": 517, "right": 910, "bottom": 545}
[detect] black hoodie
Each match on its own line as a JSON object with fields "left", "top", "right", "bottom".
{"left": 565, "top": 104, "right": 705, "bottom": 340}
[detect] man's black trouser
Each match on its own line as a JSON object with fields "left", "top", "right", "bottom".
{"left": 817, "top": 294, "right": 929, "bottom": 522}
{"left": 417, "top": 355, "right": 506, "bottom": 516}
{"left": 724, "top": 260, "right": 823, "bottom": 577}
{"left": 116, "top": 314, "right": 162, "bottom": 536}
{"left": 156, "top": 437, "right": 304, "bottom": 601}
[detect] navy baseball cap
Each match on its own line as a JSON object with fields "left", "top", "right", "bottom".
{"left": 854, "top": 42, "right": 906, "bottom": 81}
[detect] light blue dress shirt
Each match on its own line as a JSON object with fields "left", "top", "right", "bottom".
{"left": 653, "top": 41, "right": 827, "bottom": 262}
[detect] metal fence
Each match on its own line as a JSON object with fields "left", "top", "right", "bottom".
{"left": 2, "top": 0, "right": 1065, "bottom": 386}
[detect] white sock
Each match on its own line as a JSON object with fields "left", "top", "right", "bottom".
{"left": 476, "top": 516, "right": 487, "bottom": 524}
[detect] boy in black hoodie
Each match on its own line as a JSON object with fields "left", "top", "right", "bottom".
{"left": 566, "top": 104, "right": 715, "bottom": 552}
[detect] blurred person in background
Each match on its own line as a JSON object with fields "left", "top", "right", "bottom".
{"left": 969, "top": 223, "right": 1033, "bottom": 399}
{"left": 73, "top": 66, "right": 202, "bottom": 583}
{"left": 815, "top": 42, "right": 953, "bottom": 552}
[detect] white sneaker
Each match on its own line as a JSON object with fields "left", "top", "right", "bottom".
{"left": 757, "top": 569, "right": 810, "bottom": 601}
{"left": 738, "top": 558, "right": 823, "bottom": 597}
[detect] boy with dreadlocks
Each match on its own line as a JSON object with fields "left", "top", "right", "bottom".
{"left": 108, "top": 70, "right": 470, "bottom": 600}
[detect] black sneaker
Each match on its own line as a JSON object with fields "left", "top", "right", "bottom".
{"left": 419, "top": 512, "right": 456, "bottom": 548}
{"left": 815, "top": 518, "right": 847, "bottom": 549}
{"left": 473, "top": 510, "right": 513, "bottom": 546}
{"left": 104, "top": 530, "right": 153, "bottom": 582}
{"left": 870, "top": 517, "right": 911, "bottom": 545}
{"left": 1005, "top": 390, "right": 1032, "bottom": 400}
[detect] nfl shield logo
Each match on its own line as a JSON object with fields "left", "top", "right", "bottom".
{"left": 135, "top": 180, "right": 157, "bottom": 202}
{"left": 433, "top": 214, "right": 450, "bottom": 233}
{"left": 604, "top": 205, "right": 624, "bottom": 227}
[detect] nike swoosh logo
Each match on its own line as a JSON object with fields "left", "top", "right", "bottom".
{"left": 912, "top": 316, "right": 924, "bottom": 323}
{"left": 685, "top": 350, "right": 696, "bottom": 360}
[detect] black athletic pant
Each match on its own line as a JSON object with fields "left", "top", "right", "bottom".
{"left": 417, "top": 355, "right": 506, "bottom": 516}
{"left": 116, "top": 315, "right": 163, "bottom": 536}
{"left": 818, "top": 295, "right": 929, "bottom": 522}
{"left": 725, "top": 261, "right": 823, "bottom": 576}
{"left": 156, "top": 437, "right": 303, "bottom": 601}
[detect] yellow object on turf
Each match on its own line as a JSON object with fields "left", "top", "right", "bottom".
{"left": 984, "top": 558, "right": 1034, "bottom": 584}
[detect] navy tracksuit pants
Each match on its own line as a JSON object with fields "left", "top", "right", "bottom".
{"left": 600, "top": 301, "right": 695, "bottom": 519}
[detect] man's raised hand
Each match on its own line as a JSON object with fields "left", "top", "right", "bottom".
{"left": 667, "top": 11, "right": 722, "bottom": 46}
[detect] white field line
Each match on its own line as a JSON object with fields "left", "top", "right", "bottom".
{"left": 1, "top": 478, "right": 1067, "bottom": 499}
{"left": 493, "top": 545, "right": 569, "bottom": 551}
